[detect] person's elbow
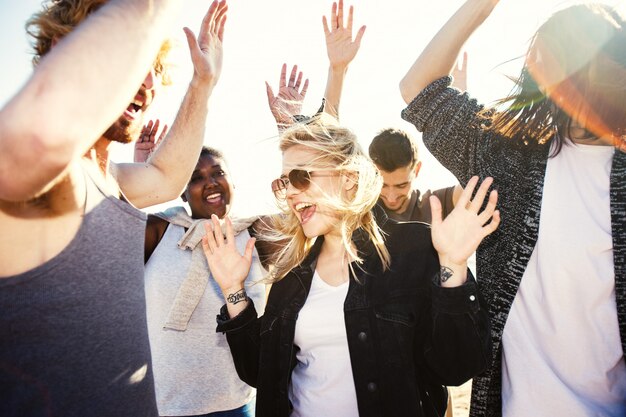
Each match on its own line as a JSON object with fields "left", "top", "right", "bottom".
{"left": 399, "top": 77, "right": 418, "bottom": 105}
{"left": 151, "top": 164, "right": 188, "bottom": 203}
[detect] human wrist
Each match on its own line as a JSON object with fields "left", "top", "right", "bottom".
{"left": 223, "top": 286, "right": 248, "bottom": 305}
{"left": 189, "top": 74, "right": 217, "bottom": 91}
{"left": 436, "top": 257, "right": 468, "bottom": 287}
{"left": 328, "top": 64, "right": 348, "bottom": 74}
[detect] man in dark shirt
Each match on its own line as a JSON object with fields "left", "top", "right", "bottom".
{"left": 369, "top": 128, "right": 461, "bottom": 222}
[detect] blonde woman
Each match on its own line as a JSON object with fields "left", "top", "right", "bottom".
{"left": 202, "top": 119, "right": 499, "bottom": 417}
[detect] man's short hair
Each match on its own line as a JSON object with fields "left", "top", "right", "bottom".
{"left": 368, "top": 128, "right": 419, "bottom": 172}
{"left": 26, "top": 0, "right": 173, "bottom": 85}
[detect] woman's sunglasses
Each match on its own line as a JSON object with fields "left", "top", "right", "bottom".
{"left": 271, "top": 169, "right": 339, "bottom": 200}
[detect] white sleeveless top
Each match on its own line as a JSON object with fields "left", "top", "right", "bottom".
{"left": 145, "top": 223, "right": 266, "bottom": 416}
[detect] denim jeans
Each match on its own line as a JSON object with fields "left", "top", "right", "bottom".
{"left": 181, "top": 399, "right": 255, "bottom": 417}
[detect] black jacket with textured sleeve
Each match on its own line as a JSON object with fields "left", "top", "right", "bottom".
{"left": 216, "top": 218, "right": 491, "bottom": 417}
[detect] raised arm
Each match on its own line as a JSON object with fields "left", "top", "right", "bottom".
{"left": 203, "top": 215, "right": 256, "bottom": 319}
{"left": 321, "top": 0, "right": 365, "bottom": 119}
{"left": 265, "top": 64, "right": 309, "bottom": 132}
{"left": 0, "top": 0, "right": 181, "bottom": 202}
{"left": 114, "top": 0, "right": 227, "bottom": 209}
{"left": 399, "top": 0, "right": 498, "bottom": 104}
{"left": 430, "top": 176, "right": 500, "bottom": 287}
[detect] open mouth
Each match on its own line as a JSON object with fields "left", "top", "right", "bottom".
{"left": 123, "top": 98, "right": 145, "bottom": 120}
{"left": 295, "top": 202, "right": 316, "bottom": 224}
{"left": 205, "top": 192, "right": 223, "bottom": 205}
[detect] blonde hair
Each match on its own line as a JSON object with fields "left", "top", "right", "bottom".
{"left": 263, "top": 116, "right": 390, "bottom": 283}
{"left": 26, "top": 0, "right": 173, "bottom": 85}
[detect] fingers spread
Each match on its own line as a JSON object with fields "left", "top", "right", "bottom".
{"left": 322, "top": 15, "right": 331, "bottom": 37}
{"left": 203, "top": 221, "right": 217, "bottom": 255}
{"left": 354, "top": 25, "right": 366, "bottom": 47}
{"left": 244, "top": 238, "right": 256, "bottom": 262}
{"left": 331, "top": 2, "right": 338, "bottom": 29}
{"left": 288, "top": 65, "right": 297, "bottom": 87}
{"left": 279, "top": 63, "right": 287, "bottom": 87}
{"left": 482, "top": 210, "right": 501, "bottom": 237}
{"left": 224, "top": 216, "right": 235, "bottom": 245}
{"left": 150, "top": 119, "right": 160, "bottom": 138}
{"left": 337, "top": 0, "right": 344, "bottom": 29}
{"left": 347, "top": 5, "right": 354, "bottom": 32}
{"left": 295, "top": 71, "right": 303, "bottom": 89}
{"left": 211, "top": 214, "right": 224, "bottom": 247}
{"left": 301, "top": 78, "right": 310, "bottom": 96}
{"left": 156, "top": 124, "right": 168, "bottom": 146}
{"left": 468, "top": 176, "right": 493, "bottom": 213}
{"left": 477, "top": 189, "right": 498, "bottom": 225}
{"left": 265, "top": 81, "right": 275, "bottom": 104}
{"left": 456, "top": 176, "right": 479, "bottom": 208}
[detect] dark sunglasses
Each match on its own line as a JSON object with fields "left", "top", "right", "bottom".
{"left": 271, "top": 169, "right": 339, "bottom": 200}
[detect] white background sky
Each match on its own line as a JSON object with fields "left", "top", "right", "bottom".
{"left": 1, "top": 0, "right": 624, "bottom": 216}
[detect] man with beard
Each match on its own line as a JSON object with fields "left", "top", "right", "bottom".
{"left": 0, "top": 1, "right": 227, "bottom": 416}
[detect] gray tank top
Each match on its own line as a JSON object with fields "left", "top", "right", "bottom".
{"left": 0, "top": 163, "right": 157, "bottom": 417}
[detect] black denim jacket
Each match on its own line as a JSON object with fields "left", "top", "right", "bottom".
{"left": 217, "top": 219, "right": 491, "bottom": 417}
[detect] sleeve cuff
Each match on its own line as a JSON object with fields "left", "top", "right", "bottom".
{"left": 216, "top": 299, "right": 258, "bottom": 333}
{"left": 431, "top": 273, "right": 481, "bottom": 315}
{"left": 400, "top": 76, "right": 455, "bottom": 132}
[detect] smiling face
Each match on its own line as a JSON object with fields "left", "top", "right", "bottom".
{"left": 282, "top": 145, "right": 345, "bottom": 239}
{"left": 378, "top": 162, "right": 420, "bottom": 214}
{"left": 182, "top": 153, "right": 233, "bottom": 219}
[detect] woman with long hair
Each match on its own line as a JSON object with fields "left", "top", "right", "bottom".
{"left": 202, "top": 117, "right": 499, "bottom": 417}
{"left": 399, "top": 1, "right": 626, "bottom": 416}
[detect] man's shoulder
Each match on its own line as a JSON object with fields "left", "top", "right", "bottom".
{"left": 0, "top": 161, "right": 92, "bottom": 277}
{"left": 415, "top": 185, "right": 457, "bottom": 221}
{"left": 420, "top": 185, "right": 456, "bottom": 201}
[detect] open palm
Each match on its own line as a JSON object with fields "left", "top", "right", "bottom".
{"left": 134, "top": 119, "right": 168, "bottom": 163}
{"left": 431, "top": 176, "right": 500, "bottom": 265}
{"left": 266, "top": 64, "right": 309, "bottom": 126}
{"left": 323, "top": 0, "right": 366, "bottom": 69}
{"left": 183, "top": 0, "right": 227, "bottom": 86}
{"left": 202, "top": 215, "right": 256, "bottom": 293}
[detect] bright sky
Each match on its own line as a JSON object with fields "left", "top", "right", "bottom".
{"left": 1, "top": 0, "right": 624, "bottom": 216}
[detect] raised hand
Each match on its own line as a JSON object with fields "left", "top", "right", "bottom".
{"left": 183, "top": 0, "right": 228, "bottom": 87}
{"left": 430, "top": 176, "right": 500, "bottom": 267}
{"left": 266, "top": 64, "right": 309, "bottom": 128}
{"left": 134, "top": 119, "right": 168, "bottom": 163}
{"left": 451, "top": 51, "right": 468, "bottom": 91}
{"left": 202, "top": 214, "right": 256, "bottom": 298}
{"left": 323, "top": 0, "right": 366, "bottom": 70}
